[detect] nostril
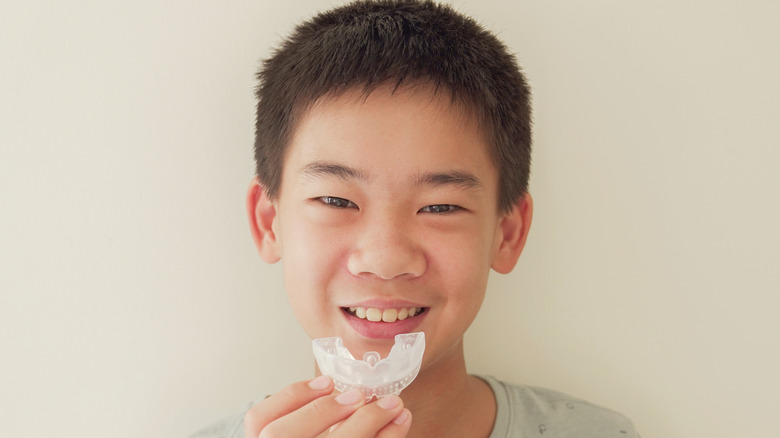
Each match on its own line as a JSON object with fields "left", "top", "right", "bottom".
{"left": 347, "top": 247, "right": 426, "bottom": 280}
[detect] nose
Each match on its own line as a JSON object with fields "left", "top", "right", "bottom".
{"left": 347, "top": 215, "right": 426, "bottom": 280}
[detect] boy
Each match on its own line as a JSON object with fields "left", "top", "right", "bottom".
{"left": 195, "top": 0, "right": 638, "bottom": 436}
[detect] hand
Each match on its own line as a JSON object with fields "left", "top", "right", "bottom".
{"left": 244, "top": 376, "right": 412, "bottom": 438}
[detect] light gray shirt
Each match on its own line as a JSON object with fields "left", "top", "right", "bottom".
{"left": 190, "top": 375, "right": 639, "bottom": 437}
{"left": 482, "top": 375, "right": 639, "bottom": 437}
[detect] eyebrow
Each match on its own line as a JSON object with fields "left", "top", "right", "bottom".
{"left": 299, "top": 161, "right": 369, "bottom": 182}
{"left": 299, "top": 160, "right": 482, "bottom": 190}
{"left": 415, "top": 170, "right": 483, "bottom": 190}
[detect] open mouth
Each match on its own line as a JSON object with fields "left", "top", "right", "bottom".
{"left": 343, "top": 306, "right": 427, "bottom": 323}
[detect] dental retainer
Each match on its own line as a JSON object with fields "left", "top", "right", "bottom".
{"left": 312, "top": 332, "right": 425, "bottom": 400}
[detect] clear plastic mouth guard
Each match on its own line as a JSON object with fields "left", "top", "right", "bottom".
{"left": 312, "top": 332, "right": 425, "bottom": 400}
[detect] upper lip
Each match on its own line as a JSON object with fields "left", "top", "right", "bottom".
{"left": 342, "top": 299, "right": 426, "bottom": 309}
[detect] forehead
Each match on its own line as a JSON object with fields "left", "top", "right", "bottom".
{"left": 283, "top": 85, "right": 496, "bottom": 184}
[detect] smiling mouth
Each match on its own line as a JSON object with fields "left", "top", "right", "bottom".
{"left": 343, "top": 306, "right": 427, "bottom": 323}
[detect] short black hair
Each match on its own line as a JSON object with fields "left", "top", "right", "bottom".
{"left": 254, "top": 0, "right": 531, "bottom": 212}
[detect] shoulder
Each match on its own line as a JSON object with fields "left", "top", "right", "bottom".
{"left": 480, "top": 375, "right": 640, "bottom": 438}
{"left": 188, "top": 403, "right": 252, "bottom": 438}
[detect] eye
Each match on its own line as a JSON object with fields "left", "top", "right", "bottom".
{"left": 318, "top": 196, "right": 358, "bottom": 209}
{"left": 419, "top": 204, "right": 461, "bottom": 214}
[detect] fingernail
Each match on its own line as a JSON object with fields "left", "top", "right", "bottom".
{"left": 335, "top": 390, "right": 363, "bottom": 405}
{"left": 393, "top": 408, "right": 411, "bottom": 425}
{"left": 308, "top": 375, "right": 331, "bottom": 390}
{"left": 376, "top": 395, "right": 401, "bottom": 410}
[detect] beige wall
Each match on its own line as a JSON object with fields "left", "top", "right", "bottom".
{"left": 1, "top": 1, "right": 778, "bottom": 436}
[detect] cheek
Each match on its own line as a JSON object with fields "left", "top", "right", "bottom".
{"left": 278, "top": 217, "right": 350, "bottom": 306}
{"left": 435, "top": 224, "right": 497, "bottom": 275}
{"left": 280, "top": 214, "right": 348, "bottom": 267}
{"left": 432, "top": 236, "right": 492, "bottom": 297}
{"left": 280, "top": 236, "right": 342, "bottom": 339}
{"left": 438, "top": 225, "right": 497, "bottom": 309}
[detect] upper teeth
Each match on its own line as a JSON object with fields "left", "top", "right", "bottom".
{"left": 348, "top": 307, "right": 421, "bottom": 322}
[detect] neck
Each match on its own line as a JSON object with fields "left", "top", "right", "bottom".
{"left": 399, "top": 338, "right": 496, "bottom": 438}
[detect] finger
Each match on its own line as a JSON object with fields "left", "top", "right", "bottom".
{"left": 375, "top": 408, "right": 412, "bottom": 438}
{"left": 328, "top": 406, "right": 411, "bottom": 437}
{"left": 328, "top": 418, "right": 346, "bottom": 434}
{"left": 260, "top": 389, "right": 366, "bottom": 438}
{"left": 244, "top": 376, "right": 334, "bottom": 438}
{"left": 329, "top": 395, "right": 407, "bottom": 438}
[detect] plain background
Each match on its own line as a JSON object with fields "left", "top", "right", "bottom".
{"left": 1, "top": 1, "right": 778, "bottom": 436}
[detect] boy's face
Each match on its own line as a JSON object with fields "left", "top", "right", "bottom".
{"left": 249, "top": 85, "right": 531, "bottom": 370}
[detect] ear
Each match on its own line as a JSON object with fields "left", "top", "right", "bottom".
{"left": 246, "top": 177, "right": 281, "bottom": 263}
{"left": 491, "top": 192, "right": 533, "bottom": 274}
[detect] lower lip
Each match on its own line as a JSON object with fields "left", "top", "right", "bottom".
{"left": 343, "top": 309, "right": 427, "bottom": 339}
